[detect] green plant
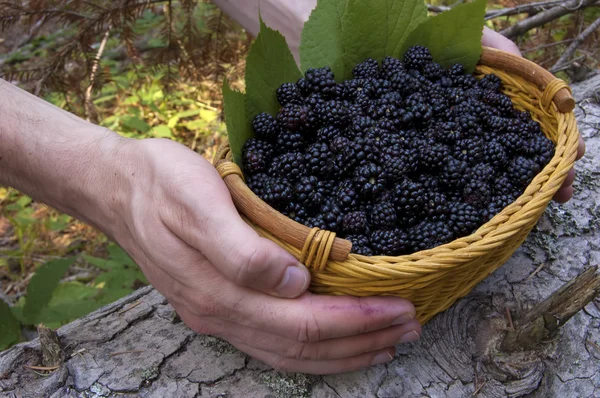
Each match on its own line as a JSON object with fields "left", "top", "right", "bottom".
{"left": 0, "top": 244, "right": 147, "bottom": 350}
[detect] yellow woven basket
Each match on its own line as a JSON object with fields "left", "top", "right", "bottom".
{"left": 213, "top": 47, "right": 580, "bottom": 324}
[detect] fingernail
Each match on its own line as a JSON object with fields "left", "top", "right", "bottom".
{"left": 398, "top": 330, "right": 420, "bottom": 344}
{"left": 391, "top": 313, "right": 414, "bottom": 325}
{"left": 276, "top": 264, "right": 309, "bottom": 298}
{"left": 371, "top": 351, "right": 394, "bottom": 366}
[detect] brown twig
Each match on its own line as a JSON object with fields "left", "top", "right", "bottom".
{"left": 485, "top": 0, "right": 578, "bottom": 19}
{"left": 84, "top": 24, "right": 111, "bottom": 123}
{"left": 526, "top": 263, "right": 546, "bottom": 280}
{"left": 23, "top": 365, "right": 60, "bottom": 371}
{"left": 501, "top": 0, "right": 599, "bottom": 39}
{"left": 117, "top": 300, "right": 142, "bottom": 315}
{"left": 550, "top": 16, "right": 600, "bottom": 72}
{"left": 505, "top": 307, "right": 515, "bottom": 330}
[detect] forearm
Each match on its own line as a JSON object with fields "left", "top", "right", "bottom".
{"left": 213, "top": 0, "right": 316, "bottom": 58}
{"left": 0, "top": 79, "right": 131, "bottom": 235}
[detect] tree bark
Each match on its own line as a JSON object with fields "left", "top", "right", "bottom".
{"left": 1, "top": 83, "right": 600, "bottom": 398}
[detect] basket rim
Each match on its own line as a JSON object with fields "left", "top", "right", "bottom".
{"left": 214, "top": 47, "right": 580, "bottom": 265}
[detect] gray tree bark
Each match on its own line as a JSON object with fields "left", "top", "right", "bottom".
{"left": 1, "top": 79, "right": 600, "bottom": 398}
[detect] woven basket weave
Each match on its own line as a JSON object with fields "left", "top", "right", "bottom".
{"left": 213, "top": 47, "right": 580, "bottom": 324}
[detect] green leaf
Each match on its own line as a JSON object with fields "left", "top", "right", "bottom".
{"left": 299, "top": 0, "right": 349, "bottom": 81}
{"left": 121, "top": 116, "right": 150, "bottom": 133}
{"left": 341, "top": 0, "right": 428, "bottom": 75}
{"left": 149, "top": 124, "right": 173, "bottom": 138}
{"left": 245, "top": 18, "right": 302, "bottom": 120}
{"left": 222, "top": 79, "right": 250, "bottom": 167}
{"left": 23, "top": 258, "right": 74, "bottom": 324}
{"left": 0, "top": 300, "right": 21, "bottom": 349}
{"left": 401, "top": 0, "right": 487, "bottom": 73}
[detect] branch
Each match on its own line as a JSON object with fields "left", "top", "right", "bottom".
{"left": 485, "top": 0, "right": 576, "bottom": 20}
{"left": 84, "top": 25, "right": 111, "bottom": 123}
{"left": 550, "top": 16, "right": 600, "bottom": 72}
{"left": 501, "top": 0, "right": 599, "bottom": 39}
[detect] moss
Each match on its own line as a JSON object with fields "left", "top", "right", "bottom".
{"left": 139, "top": 365, "right": 159, "bottom": 381}
{"left": 199, "top": 336, "right": 239, "bottom": 357}
{"left": 260, "top": 371, "right": 318, "bottom": 398}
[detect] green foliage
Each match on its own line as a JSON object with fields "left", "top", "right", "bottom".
{"left": 402, "top": 0, "right": 487, "bottom": 72}
{"left": 0, "top": 300, "right": 21, "bottom": 350}
{"left": 223, "top": 80, "right": 250, "bottom": 167}
{"left": 22, "top": 258, "right": 75, "bottom": 324}
{"left": 245, "top": 18, "right": 303, "bottom": 121}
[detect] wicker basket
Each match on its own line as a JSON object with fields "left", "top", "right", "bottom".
{"left": 213, "top": 47, "right": 580, "bottom": 324}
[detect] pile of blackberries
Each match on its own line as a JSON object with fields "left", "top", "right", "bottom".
{"left": 242, "top": 46, "right": 554, "bottom": 256}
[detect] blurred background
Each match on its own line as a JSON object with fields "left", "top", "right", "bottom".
{"left": 0, "top": 0, "right": 598, "bottom": 348}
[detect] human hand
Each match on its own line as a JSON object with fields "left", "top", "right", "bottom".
{"left": 481, "top": 27, "right": 586, "bottom": 203}
{"left": 106, "top": 137, "right": 420, "bottom": 374}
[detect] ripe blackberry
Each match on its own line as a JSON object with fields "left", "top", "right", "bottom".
{"left": 252, "top": 112, "right": 279, "bottom": 141}
{"left": 353, "top": 162, "right": 388, "bottom": 200}
{"left": 448, "top": 202, "right": 482, "bottom": 236}
{"left": 370, "top": 228, "right": 409, "bottom": 256}
{"left": 353, "top": 58, "right": 380, "bottom": 79}
{"left": 262, "top": 178, "right": 293, "bottom": 207}
{"left": 527, "top": 134, "right": 555, "bottom": 167}
{"left": 478, "top": 74, "right": 502, "bottom": 92}
{"left": 246, "top": 173, "right": 270, "bottom": 198}
{"left": 335, "top": 180, "right": 361, "bottom": 211}
{"left": 390, "top": 70, "right": 427, "bottom": 96}
{"left": 277, "top": 104, "right": 317, "bottom": 132}
{"left": 304, "top": 67, "right": 337, "bottom": 96}
{"left": 404, "top": 92, "right": 433, "bottom": 123}
{"left": 380, "top": 56, "right": 404, "bottom": 79}
{"left": 447, "top": 63, "right": 466, "bottom": 78}
{"left": 496, "top": 130, "right": 527, "bottom": 155}
{"left": 493, "top": 172, "right": 517, "bottom": 196}
{"left": 242, "top": 138, "right": 274, "bottom": 175}
{"left": 481, "top": 91, "right": 513, "bottom": 114}
{"left": 320, "top": 200, "right": 345, "bottom": 232}
{"left": 294, "top": 176, "right": 327, "bottom": 209}
{"left": 382, "top": 146, "right": 417, "bottom": 182}
{"left": 306, "top": 214, "right": 327, "bottom": 230}
{"left": 343, "top": 211, "right": 368, "bottom": 234}
{"left": 482, "top": 194, "right": 516, "bottom": 221}
{"left": 346, "top": 234, "right": 373, "bottom": 256}
{"left": 467, "top": 163, "right": 494, "bottom": 184}
{"left": 403, "top": 46, "right": 433, "bottom": 71}
{"left": 276, "top": 82, "right": 304, "bottom": 106}
{"left": 418, "top": 140, "right": 449, "bottom": 171}
{"left": 409, "top": 221, "right": 454, "bottom": 252}
{"left": 281, "top": 202, "right": 309, "bottom": 223}
{"left": 370, "top": 202, "right": 397, "bottom": 228}
{"left": 424, "top": 191, "right": 449, "bottom": 221}
{"left": 484, "top": 140, "right": 509, "bottom": 169}
{"left": 507, "top": 156, "right": 539, "bottom": 187}
{"left": 432, "top": 121, "right": 462, "bottom": 144}
{"left": 423, "top": 62, "right": 444, "bottom": 81}
{"left": 453, "top": 137, "right": 485, "bottom": 165}
{"left": 329, "top": 135, "right": 351, "bottom": 155}
{"left": 392, "top": 178, "right": 426, "bottom": 226}
{"left": 305, "top": 142, "right": 334, "bottom": 177}
{"left": 317, "top": 125, "right": 343, "bottom": 144}
{"left": 441, "top": 157, "right": 469, "bottom": 188}
{"left": 276, "top": 129, "right": 305, "bottom": 152}
{"left": 463, "top": 180, "right": 492, "bottom": 209}
{"left": 315, "top": 100, "right": 350, "bottom": 127}
{"left": 269, "top": 152, "right": 305, "bottom": 181}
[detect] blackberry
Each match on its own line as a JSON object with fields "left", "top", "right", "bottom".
{"left": 370, "top": 228, "right": 410, "bottom": 256}
{"left": 305, "top": 142, "right": 334, "bottom": 177}
{"left": 403, "top": 46, "right": 433, "bottom": 71}
{"left": 370, "top": 202, "right": 397, "bottom": 228}
{"left": 463, "top": 180, "right": 492, "bottom": 209}
{"left": 418, "top": 140, "right": 449, "bottom": 171}
{"left": 346, "top": 234, "right": 373, "bottom": 256}
{"left": 343, "top": 211, "right": 368, "bottom": 234}
{"left": 447, "top": 63, "right": 466, "bottom": 78}
{"left": 262, "top": 178, "right": 293, "bottom": 207}
{"left": 392, "top": 178, "right": 426, "bottom": 226}
{"left": 424, "top": 191, "right": 449, "bottom": 221}
{"left": 409, "top": 221, "right": 454, "bottom": 252}
{"left": 482, "top": 194, "right": 516, "bottom": 221}
{"left": 295, "top": 176, "right": 327, "bottom": 208}
{"left": 478, "top": 74, "right": 502, "bottom": 92}
{"left": 246, "top": 173, "right": 270, "bottom": 198}
{"left": 382, "top": 145, "right": 418, "bottom": 182}
{"left": 528, "top": 134, "right": 555, "bottom": 167}
{"left": 380, "top": 56, "right": 404, "bottom": 79}
{"left": 317, "top": 125, "right": 343, "bottom": 144}
{"left": 320, "top": 200, "right": 345, "bottom": 232}
{"left": 481, "top": 91, "right": 513, "bottom": 114}
{"left": 304, "top": 67, "right": 337, "bottom": 96}
{"left": 423, "top": 62, "right": 444, "bottom": 81}
{"left": 507, "top": 156, "right": 539, "bottom": 187}
{"left": 281, "top": 202, "right": 309, "bottom": 223}
{"left": 484, "top": 140, "right": 509, "bottom": 169}
{"left": 335, "top": 180, "right": 361, "bottom": 211}
{"left": 329, "top": 135, "right": 352, "bottom": 155}
{"left": 242, "top": 138, "right": 274, "bottom": 175}
{"left": 353, "top": 58, "right": 380, "bottom": 79}
{"left": 453, "top": 137, "right": 485, "bottom": 165}
{"left": 441, "top": 157, "right": 470, "bottom": 188}
{"left": 276, "top": 130, "right": 305, "bottom": 152}
{"left": 494, "top": 172, "right": 517, "bottom": 196}
{"left": 277, "top": 104, "right": 317, "bottom": 132}
{"left": 315, "top": 100, "right": 350, "bottom": 127}
{"left": 404, "top": 92, "right": 433, "bottom": 123}
{"left": 496, "top": 130, "right": 528, "bottom": 155}
{"left": 353, "top": 162, "right": 388, "bottom": 200}
{"left": 306, "top": 213, "right": 327, "bottom": 230}
{"left": 467, "top": 163, "right": 494, "bottom": 184}
{"left": 276, "top": 82, "right": 303, "bottom": 106}
{"left": 448, "top": 202, "right": 482, "bottom": 236}
{"left": 432, "top": 121, "right": 462, "bottom": 144}
{"left": 252, "top": 112, "right": 279, "bottom": 141}
{"left": 269, "top": 152, "right": 306, "bottom": 181}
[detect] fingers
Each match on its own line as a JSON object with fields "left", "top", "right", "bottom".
{"left": 577, "top": 135, "right": 586, "bottom": 160}
{"left": 227, "top": 292, "right": 417, "bottom": 342}
{"left": 553, "top": 184, "right": 574, "bottom": 203}
{"left": 230, "top": 340, "right": 396, "bottom": 375}
{"left": 481, "top": 26, "right": 521, "bottom": 56}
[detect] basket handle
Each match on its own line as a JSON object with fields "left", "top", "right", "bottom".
{"left": 480, "top": 46, "right": 575, "bottom": 113}
{"left": 215, "top": 159, "right": 352, "bottom": 263}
